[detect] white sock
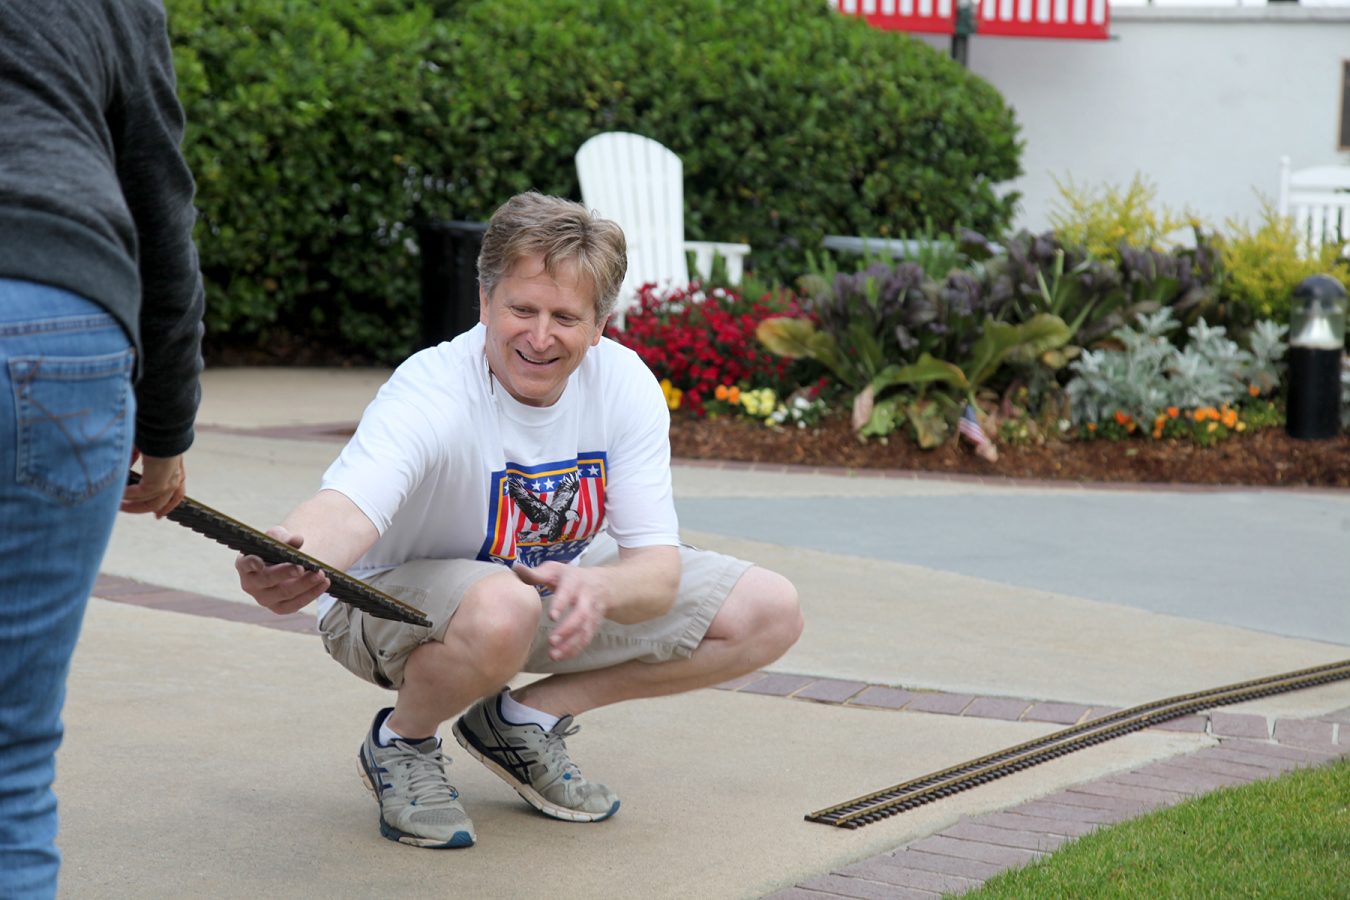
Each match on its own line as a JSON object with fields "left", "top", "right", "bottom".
{"left": 498, "top": 690, "right": 560, "bottom": 731}
{"left": 379, "top": 718, "right": 438, "bottom": 748}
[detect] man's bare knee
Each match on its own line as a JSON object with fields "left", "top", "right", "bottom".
{"left": 444, "top": 571, "right": 541, "bottom": 675}
{"left": 713, "top": 567, "right": 802, "bottom": 658}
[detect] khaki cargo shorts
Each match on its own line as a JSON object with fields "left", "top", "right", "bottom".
{"left": 318, "top": 533, "right": 752, "bottom": 690}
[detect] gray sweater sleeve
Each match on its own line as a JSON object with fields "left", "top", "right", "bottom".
{"left": 114, "top": 4, "right": 204, "bottom": 458}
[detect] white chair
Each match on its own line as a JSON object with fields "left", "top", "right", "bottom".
{"left": 1278, "top": 156, "right": 1350, "bottom": 257}
{"left": 575, "top": 131, "right": 750, "bottom": 324}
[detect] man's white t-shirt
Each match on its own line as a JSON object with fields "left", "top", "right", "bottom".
{"left": 315, "top": 324, "right": 679, "bottom": 621}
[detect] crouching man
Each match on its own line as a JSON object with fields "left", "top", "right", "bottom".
{"left": 236, "top": 192, "right": 803, "bottom": 848}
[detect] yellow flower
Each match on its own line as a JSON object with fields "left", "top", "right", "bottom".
{"left": 741, "top": 388, "right": 777, "bottom": 418}
{"left": 667, "top": 387, "right": 682, "bottom": 411}
{"left": 1206, "top": 422, "right": 1217, "bottom": 433}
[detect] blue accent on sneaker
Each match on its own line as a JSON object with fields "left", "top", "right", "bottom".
{"left": 378, "top": 819, "right": 474, "bottom": 849}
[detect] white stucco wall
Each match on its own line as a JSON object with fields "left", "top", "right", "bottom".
{"left": 918, "top": 7, "right": 1350, "bottom": 234}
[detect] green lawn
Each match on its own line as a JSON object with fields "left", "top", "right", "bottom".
{"left": 963, "top": 758, "right": 1350, "bottom": 899}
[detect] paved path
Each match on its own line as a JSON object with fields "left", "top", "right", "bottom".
{"left": 676, "top": 484, "right": 1350, "bottom": 646}
{"left": 58, "top": 368, "right": 1350, "bottom": 899}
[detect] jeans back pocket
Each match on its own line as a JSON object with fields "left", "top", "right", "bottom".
{"left": 10, "top": 349, "right": 135, "bottom": 505}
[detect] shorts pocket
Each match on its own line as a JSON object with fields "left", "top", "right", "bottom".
{"left": 10, "top": 349, "right": 134, "bottom": 505}
{"left": 319, "top": 606, "right": 384, "bottom": 687}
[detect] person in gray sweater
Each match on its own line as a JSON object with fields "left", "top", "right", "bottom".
{"left": 0, "top": 2, "right": 205, "bottom": 896}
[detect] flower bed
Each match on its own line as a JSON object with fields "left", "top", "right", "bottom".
{"left": 607, "top": 178, "right": 1348, "bottom": 467}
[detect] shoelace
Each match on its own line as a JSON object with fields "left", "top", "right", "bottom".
{"left": 394, "top": 745, "right": 461, "bottom": 804}
{"left": 541, "top": 723, "right": 583, "bottom": 776}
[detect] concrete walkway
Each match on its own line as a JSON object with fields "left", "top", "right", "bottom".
{"left": 59, "top": 368, "right": 1350, "bottom": 899}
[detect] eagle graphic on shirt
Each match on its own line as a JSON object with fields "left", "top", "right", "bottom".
{"left": 479, "top": 453, "right": 607, "bottom": 568}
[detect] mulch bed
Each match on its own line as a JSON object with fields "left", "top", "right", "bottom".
{"left": 669, "top": 414, "right": 1350, "bottom": 489}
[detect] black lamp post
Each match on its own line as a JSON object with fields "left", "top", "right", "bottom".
{"left": 1285, "top": 274, "right": 1347, "bottom": 440}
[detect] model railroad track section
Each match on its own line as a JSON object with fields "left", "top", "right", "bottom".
{"left": 127, "top": 471, "right": 431, "bottom": 627}
{"left": 808, "top": 657, "right": 1350, "bottom": 829}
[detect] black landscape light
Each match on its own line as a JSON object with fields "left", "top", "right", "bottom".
{"left": 1285, "top": 274, "right": 1347, "bottom": 440}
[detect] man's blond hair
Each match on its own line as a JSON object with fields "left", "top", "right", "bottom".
{"left": 477, "top": 192, "right": 627, "bottom": 322}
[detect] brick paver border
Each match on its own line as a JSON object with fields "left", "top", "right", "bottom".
{"left": 95, "top": 575, "right": 1335, "bottom": 745}
{"left": 94, "top": 571, "right": 1349, "bottom": 899}
{"left": 769, "top": 733, "right": 1349, "bottom": 900}
{"left": 93, "top": 573, "right": 316, "bottom": 634}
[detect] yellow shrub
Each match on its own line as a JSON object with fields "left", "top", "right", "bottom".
{"left": 1218, "top": 202, "right": 1350, "bottom": 322}
{"left": 1048, "top": 173, "right": 1198, "bottom": 260}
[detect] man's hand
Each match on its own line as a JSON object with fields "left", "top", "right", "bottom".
{"left": 514, "top": 562, "right": 613, "bottom": 662}
{"left": 121, "top": 450, "right": 186, "bottom": 517}
{"left": 235, "top": 527, "right": 331, "bottom": 616}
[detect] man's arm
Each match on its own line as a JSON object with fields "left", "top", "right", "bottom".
{"left": 514, "top": 544, "right": 681, "bottom": 662}
{"left": 235, "top": 489, "right": 379, "bottom": 616}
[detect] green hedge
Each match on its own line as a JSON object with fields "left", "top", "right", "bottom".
{"left": 168, "top": 0, "right": 1021, "bottom": 363}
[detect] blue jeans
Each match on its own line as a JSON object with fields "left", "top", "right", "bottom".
{"left": 0, "top": 280, "right": 135, "bottom": 900}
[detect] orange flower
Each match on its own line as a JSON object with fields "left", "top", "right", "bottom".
{"left": 727, "top": 386, "right": 741, "bottom": 405}
{"left": 714, "top": 384, "right": 730, "bottom": 401}
{"left": 1113, "top": 410, "right": 1132, "bottom": 427}
{"left": 1152, "top": 427, "right": 1163, "bottom": 440}
{"left": 1087, "top": 422, "right": 1097, "bottom": 432}
{"left": 1166, "top": 406, "right": 1180, "bottom": 419}
{"left": 1221, "top": 408, "right": 1238, "bottom": 429}
{"left": 1248, "top": 384, "right": 1261, "bottom": 397}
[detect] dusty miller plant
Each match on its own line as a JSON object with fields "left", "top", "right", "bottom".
{"left": 1065, "top": 309, "right": 1287, "bottom": 425}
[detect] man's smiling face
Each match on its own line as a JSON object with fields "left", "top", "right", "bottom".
{"left": 479, "top": 253, "right": 606, "bottom": 407}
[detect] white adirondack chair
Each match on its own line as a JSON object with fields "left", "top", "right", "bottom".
{"left": 575, "top": 131, "right": 750, "bottom": 325}
{"left": 1278, "top": 156, "right": 1350, "bottom": 257}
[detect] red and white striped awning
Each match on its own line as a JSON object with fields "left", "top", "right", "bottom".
{"left": 977, "top": 0, "right": 1109, "bottom": 39}
{"left": 829, "top": 0, "right": 1109, "bottom": 40}
{"left": 830, "top": 0, "right": 957, "bottom": 36}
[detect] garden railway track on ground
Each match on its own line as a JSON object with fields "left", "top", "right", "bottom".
{"left": 807, "top": 658, "right": 1350, "bottom": 828}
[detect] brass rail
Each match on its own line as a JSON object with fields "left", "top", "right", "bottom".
{"left": 128, "top": 471, "right": 430, "bottom": 627}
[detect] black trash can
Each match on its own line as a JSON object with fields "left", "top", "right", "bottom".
{"left": 1285, "top": 274, "right": 1347, "bottom": 440}
{"left": 418, "top": 219, "right": 488, "bottom": 349}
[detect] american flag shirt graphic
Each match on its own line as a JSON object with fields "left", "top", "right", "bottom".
{"left": 478, "top": 452, "right": 608, "bottom": 568}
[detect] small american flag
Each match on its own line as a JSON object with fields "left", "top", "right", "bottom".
{"left": 958, "top": 403, "right": 998, "bottom": 462}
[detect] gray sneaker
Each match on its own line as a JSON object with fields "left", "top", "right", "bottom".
{"left": 452, "top": 692, "right": 620, "bottom": 822}
{"left": 358, "top": 708, "right": 475, "bottom": 848}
